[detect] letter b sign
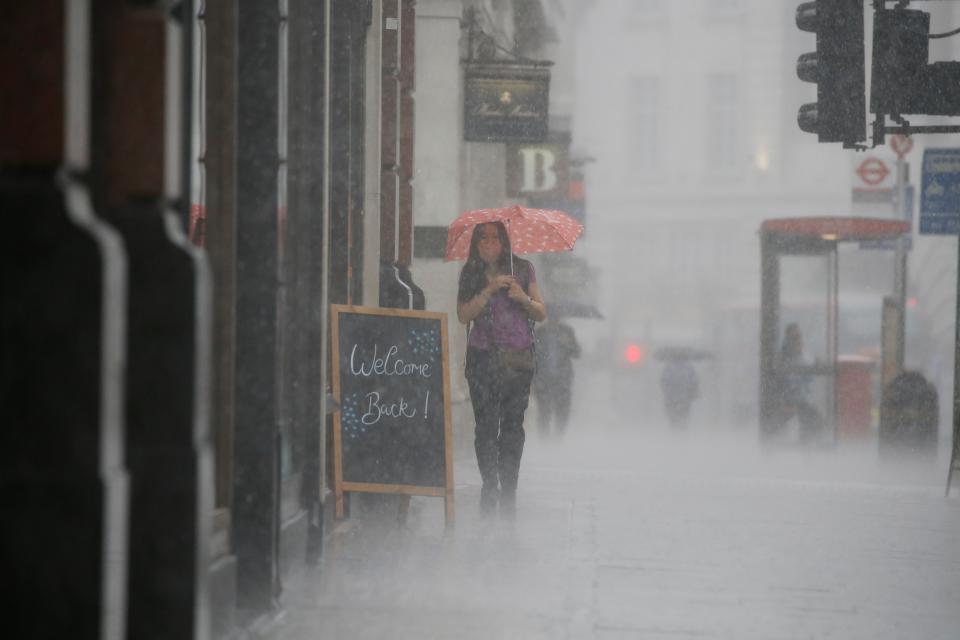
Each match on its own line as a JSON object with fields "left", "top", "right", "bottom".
{"left": 520, "top": 148, "right": 557, "bottom": 192}
{"left": 506, "top": 143, "right": 569, "bottom": 197}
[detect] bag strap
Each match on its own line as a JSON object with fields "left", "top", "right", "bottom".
{"left": 513, "top": 259, "right": 537, "bottom": 369}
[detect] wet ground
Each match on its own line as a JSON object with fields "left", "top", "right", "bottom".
{"left": 275, "top": 396, "right": 960, "bottom": 640}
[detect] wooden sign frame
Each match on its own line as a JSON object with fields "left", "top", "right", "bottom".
{"left": 330, "top": 304, "right": 454, "bottom": 525}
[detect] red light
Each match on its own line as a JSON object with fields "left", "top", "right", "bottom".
{"left": 625, "top": 344, "right": 645, "bottom": 364}
{"left": 568, "top": 180, "right": 585, "bottom": 202}
{"left": 907, "top": 297, "right": 918, "bottom": 309}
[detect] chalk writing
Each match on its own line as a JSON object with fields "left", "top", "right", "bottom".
{"left": 361, "top": 391, "right": 418, "bottom": 426}
{"left": 350, "top": 343, "right": 431, "bottom": 378}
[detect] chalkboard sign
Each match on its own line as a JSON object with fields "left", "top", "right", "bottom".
{"left": 330, "top": 305, "right": 454, "bottom": 523}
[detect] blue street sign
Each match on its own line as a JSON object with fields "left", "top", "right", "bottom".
{"left": 860, "top": 184, "right": 914, "bottom": 251}
{"left": 920, "top": 148, "right": 960, "bottom": 235}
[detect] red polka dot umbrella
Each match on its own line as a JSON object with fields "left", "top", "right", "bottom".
{"left": 444, "top": 204, "right": 584, "bottom": 263}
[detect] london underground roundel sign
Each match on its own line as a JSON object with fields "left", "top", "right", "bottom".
{"left": 856, "top": 157, "right": 890, "bottom": 187}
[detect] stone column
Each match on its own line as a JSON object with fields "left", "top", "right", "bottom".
{"left": 287, "top": 0, "right": 329, "bottom": 565}
{"left": 234, "top": 0, "right": 281, "bottom": 616}
{"left": 87, "top": 2, "right": 214, "bottom": 638}
{"left": 1, "top": 2, "right": 128, "bottom": 637}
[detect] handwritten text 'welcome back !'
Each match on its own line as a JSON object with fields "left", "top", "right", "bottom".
{"left": 349, "top": 344, "right": 432, "bottom": 426}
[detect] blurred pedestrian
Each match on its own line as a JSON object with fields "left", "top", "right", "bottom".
{"left": 457, "top": 222, "right": 546, "bottom": 518}
{"left": 660, "top": 359, "right": 699, "bottom": 428}
{"left": 776, "top": 323, "right": 824, "bottom": 440}
{"left": 533, "top": 318, "right": 580, "bottom": 438}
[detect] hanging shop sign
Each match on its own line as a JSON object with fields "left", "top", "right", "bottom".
{"left": 463, "top": 63, "right": 550, "bottom": 143}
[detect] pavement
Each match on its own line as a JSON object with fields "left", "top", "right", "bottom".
{"left": 274, "top": 404, "right": 960, "bottom": 640}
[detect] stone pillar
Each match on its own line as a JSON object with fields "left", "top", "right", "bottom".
{"left": 287, "top": 0, "right": 329, "bottom": 565}
{"left": 203, "top": 0, "right": 241, "bottom": 634}
{"left": 1, "top": 2, "right": 128, "bottom": 637}
{"left": 88, "top": 2, "right": 213, "bottom": 638}
{"left": 233, "top": 0, "right": 281, "bottom": 616}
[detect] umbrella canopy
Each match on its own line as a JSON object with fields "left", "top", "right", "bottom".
{"left": 444, "top": 204, "right": 584, "bottom": 262}
{"left": 653, "top": 346, "right": 714, "bottom": 362}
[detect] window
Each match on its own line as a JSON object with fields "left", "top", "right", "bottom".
{"left": 706, "top": 74, "right": 738, "bottom": 172}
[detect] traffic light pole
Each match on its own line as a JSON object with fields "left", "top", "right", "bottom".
{"left": 893, "top": 156, "right": 907, "bottom": 374}
{"left": 949, "top": 228, "right": 960, "bottom": 497}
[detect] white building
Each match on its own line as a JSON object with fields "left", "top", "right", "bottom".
{"left": 573, "top": 0, "right": 960, "bottom": 428}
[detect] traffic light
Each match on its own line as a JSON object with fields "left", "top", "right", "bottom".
{"left": 795, "top": 0, "right": 867, "bottom": 147}
{"left": 624, "top": 344, "right": 645, "bottom": 365}
{"left": 871, "top": 6, "right": 960, "bottom": 117}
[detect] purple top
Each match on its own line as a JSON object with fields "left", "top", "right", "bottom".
{"left": 468, "top": 264, "right": 537, "bottom": 350}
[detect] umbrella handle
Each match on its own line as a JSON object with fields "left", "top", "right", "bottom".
{"left": 506, "top": 218, "right": 514, "bottom": 275}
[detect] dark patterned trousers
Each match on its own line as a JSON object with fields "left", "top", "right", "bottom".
{"left": 465, "top": 347, "right": 533, "bottom": 494}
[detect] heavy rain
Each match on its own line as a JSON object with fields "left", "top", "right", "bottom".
{"left": 4, "top": 1, "right": 960, "bottom": 639}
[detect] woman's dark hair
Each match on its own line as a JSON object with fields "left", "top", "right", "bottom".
{"left": 457, "top": 221, "right": 516, "bottom": 303}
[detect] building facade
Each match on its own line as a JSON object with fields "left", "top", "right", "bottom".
{"left": 3, "top": 0, "right": 422, "bottom": 637}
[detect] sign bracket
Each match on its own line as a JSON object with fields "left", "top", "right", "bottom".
{"left": 872, "top": 113, "right": 960, "bottom": 148}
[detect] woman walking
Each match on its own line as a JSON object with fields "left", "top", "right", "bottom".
{"left": 457, "top": 222, "right": 546, "bottom": 517}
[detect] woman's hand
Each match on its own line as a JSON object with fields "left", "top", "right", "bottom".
{"left": 488, "top": 275, "right": 514, "bottom": 296}
{"left": 506, "top": 279, "right": 546, "bottom": 322}
{"left": 458, "top": 275, "right": 513, "bottom": 324}
{"left": 506, "top": 280, "right": 528, "bottom": 303}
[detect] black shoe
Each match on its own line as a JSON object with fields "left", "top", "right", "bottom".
{"left": 480, "top": 485, "right": 499, "bottom": 515}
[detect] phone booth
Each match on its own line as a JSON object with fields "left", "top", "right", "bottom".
{"left": 759, "top": 217, "right": 909, "bottom": 443}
